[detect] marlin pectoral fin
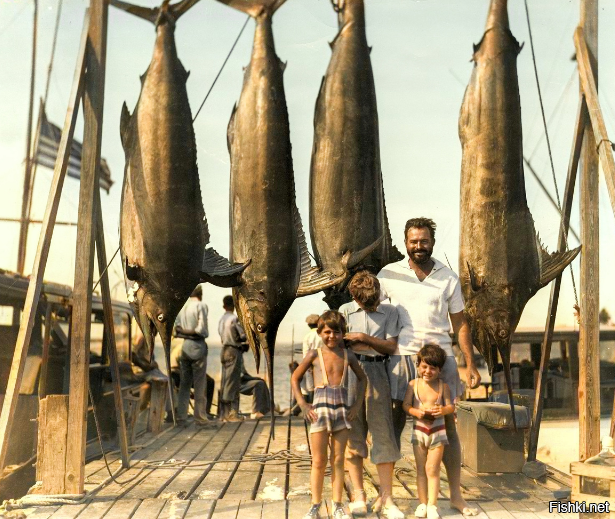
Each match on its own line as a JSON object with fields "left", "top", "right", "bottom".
{"left": 216, "top": 0, "right": 287, "bottom": 17}
{"left": 297, "top": 269, "right": 346, "bottom": 298}
{"left": 109, "top": 0, "right": 158, "bottom": 23}
{"left": 199, "top": 248, "right": 250, "bottom": 288}
{"left": 343, "top": 236, "right": 384, "bottom": 271}
{"left": 538, "top": 244, "right": 581, "bottom": 288}
{"left": 467, "top": 262, "right": 485, "bottom": 292}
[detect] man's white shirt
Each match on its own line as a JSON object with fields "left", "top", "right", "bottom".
{"left": 377, "top": 257, "right": 465, "bottom": 356}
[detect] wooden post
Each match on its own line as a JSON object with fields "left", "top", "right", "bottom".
{"left": 526, "top": 99, "right": 586, "bottom": 462}
{"left": 148, "top": 379, "right": 168, "bottom": 434}
{"left": 65, "top": 0, "right": 108, "bottom": 494}
{"left": 578, "top": 0, "right": 600, "bottom": 463}
{"left": 0, "top": 10, "right": 89, "bottom": 471}
{"left": 38, "top": 304, "right": 53, "bottom": 400}
{"left": 36, "top": 395, "right": 69, "bottom": 494}
{"left": 94, "top": 189, "right": 130, "bottom": 467}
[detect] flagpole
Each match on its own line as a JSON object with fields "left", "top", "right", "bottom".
{"left": 17, "top": 0, "right": 38, "bottom": 276}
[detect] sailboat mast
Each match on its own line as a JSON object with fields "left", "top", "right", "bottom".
{"left": 17, "top": 0, "right": 39, "bottom": 275}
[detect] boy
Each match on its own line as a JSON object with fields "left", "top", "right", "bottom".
{"left": 340, "top": 271, "right": 404, "bottom": 519}
{"left": 403, "top": 345, "right": 455, "bottom": 519}
{"left": 291, "top": 311, "right": 367, "bottom": 519}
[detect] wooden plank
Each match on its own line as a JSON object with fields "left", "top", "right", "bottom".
{"left": 576, "top": 1, "right": 601, "bottom": 464}
{"left": 38, "top": 305, "right": 53, "bottom": 400}
{"left": 193, "top": 421, "right": 258, "bottom": 499}
{"left": 257, "top": 417, "right": 290, "bottom": 501}
{"left": 104, "top": 498, "right": 141, "bottom": 519}
{"left": 287, "top": 419, "right": 311, "bottom": 501}
{"left": 158, "top": 498, "right": 190, "bottom": 519}
{"left": 261, "top": 500, "right": 286, "bottom": 519}
{"left": 148, "top": 379, "right": 168, "bottom": 434}
{"left": 65, "top": 0, "right": 109, "bottom": 494}
{"left": 94, "top": 188, "right": 129, "bottom": 468}
{"left": 36, "top": 395, "right": 69, "bottom": 494}
{"left": 76, "top": 500, "right": 115, "bottom": 519}
{"left": 0, "top": 8, "right": 89, "bottom": 471}
{"left": 131, "top": 498, "right": 166, "bottom": 519}
{"left": 184, "top": 500, "right": 215, "bottom": 519}
{"left": 288, "top": 496, "right": 312, "bottom": 519}
{"left": 499, "top": 501, "right": 541, "bottom": 519}
{"left": 93, "top": 425, "right": 200, "bottom": 499}
{"left": 25, "top": 506, "right": 61, "bottom": 519}
{"left": 478, "top": 501, "right": 516, "bottom": 519}
{"left": 527, "top": 97, "right": 587, "bottom": 462}
{"left": 211, "top": 498, "right": 240, "bottom": 519}
{"left": 48, "top": 504, "right": 88, "bottom": 519}
{"left": 236, "top": 499, "right": 263, "bottom": 519}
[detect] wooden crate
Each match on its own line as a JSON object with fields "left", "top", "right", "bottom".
{"left": 570, "top": 461, "right": 615, "bottom": 517}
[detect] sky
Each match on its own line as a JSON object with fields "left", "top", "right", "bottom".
{"left": 1, "top": 0, "right": 615, "bottom": 346}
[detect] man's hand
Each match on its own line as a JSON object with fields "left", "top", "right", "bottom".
{"left": 301, "top": 403, "right": 318, "bottom": 423}
{"left": 466, "top": 364, "right": 481, "bottom": 389}
{"left": 344, "top": 332, "right": 367, "bottom": 343}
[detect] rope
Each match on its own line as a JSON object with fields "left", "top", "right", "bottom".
{"left": 523, "top": 0, "right": 578, "bottom": 307}
{"left": 92, "top": 245, "right": 121, "bottom": 292}
{"left": 193, "top": 15, "right": 250, "bottom": 122}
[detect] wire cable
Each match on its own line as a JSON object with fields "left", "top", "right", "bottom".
{"left": 193, "top": 15, "right": 250, "bottom": 122}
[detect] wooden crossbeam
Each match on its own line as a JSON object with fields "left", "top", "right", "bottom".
{"left": 0, "top": 9, "right": 90, "bottom": 471}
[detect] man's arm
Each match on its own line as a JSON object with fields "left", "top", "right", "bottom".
{"left": 344, "top": 332, "right": 397, "bottom": 355}
{"left": 450, "top": 311, "right": 481, "bottom": 389}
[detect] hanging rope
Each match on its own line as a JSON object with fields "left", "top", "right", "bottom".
{"left": 193, "top": 15, "right": 250, "bottom": 122}
{"left": 92, "top": 245, "right": 121, "bottom": 292}
{"left": 523, "top": 0, "right": 578, "bottom": 307}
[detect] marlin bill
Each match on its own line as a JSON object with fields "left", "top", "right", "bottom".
{"left": 458, "top": 0, "right": 580, "bottom": 422}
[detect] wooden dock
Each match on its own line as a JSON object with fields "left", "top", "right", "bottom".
{"left": 19, "top": 417, "right": 578, "bottom": 519}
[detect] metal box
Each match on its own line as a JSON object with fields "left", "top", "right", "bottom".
{"left": 457, "top": 401, "right": 529, "bottom": 473}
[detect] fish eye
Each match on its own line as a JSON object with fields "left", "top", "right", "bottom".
{"left": 498, "top": 329, "right": 508, "bottom": 338}
{"left": 256, "top": 324, "right": 264, "bottom": 332}
{"left": 157, "top": 313, "right": 165, "bottom": 322}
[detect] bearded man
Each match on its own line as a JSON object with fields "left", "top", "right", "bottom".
{"left": 377, "top": 217, "right": 481, "bottom": 517}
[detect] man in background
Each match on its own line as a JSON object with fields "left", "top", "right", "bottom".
{"left": 218, "top": 295, "right": 270, "bottom": 421}
{"left": 174, "top": 284, "right": 210, "bottom": 427}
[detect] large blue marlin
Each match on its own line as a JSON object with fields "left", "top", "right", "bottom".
{"left": 458, "top": 0, "right": 580, "bottom": 423}
{"left": 309, "top": 0, "right": 402, "bottom": 309}
{"left": 217, "top": 0, "right": 349, "bottom": 418}
{"left": 113, "top": 0, "right": 249, "bottom": 372}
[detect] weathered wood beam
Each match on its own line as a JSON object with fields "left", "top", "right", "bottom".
{"left": 94, "top": 189, "right": 130, "bottom": 468}
{"left": 0, "top": 9, "right": 89, "bottom": 471}
{"left": 527, "top": 98, "right": 587, "bottom": 463}
{"left": 577, "top": 1, "right": 600, "bottom": 463}
{"left": 38, "top": 304, "right": 53, "bottom": 400}
{"left": 575, "top": 27, "right": 615, "bottom": 219}
{"left": 65, "top": 0, "right": 108, "bottom": 493}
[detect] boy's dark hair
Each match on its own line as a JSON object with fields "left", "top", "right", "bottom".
{"left": 222, "top": 295, "right": 234, "bottom": 308}
{"left": 317, "top": 310, "right": 347, "bottom": 336}
{"left": 348, "top": 270, "right": 380, "bottom": 312}
{"left": 416, "top": 344, "right": 446, "bottom": 369}
{"left": 191, "top": 285, "right": 203, "bottom": 299}
{"left": 404, "top": 217, "right": 436, "bottom": 241}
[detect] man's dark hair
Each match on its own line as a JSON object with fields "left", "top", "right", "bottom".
{"left": 404, "top": 217, "right": 437, "bottom": 241}
{"left": 416, "top": 344, "right": 446, "bottom": 369}
{"left": 348, "top": 270, "right": 380, "bottom": 312}
{"left": 223, "top": 295, "right": 234, "bottom": 309}
{"left": 317, "top": 310, "right": 347, "bottom": 336}
{"left": 191, "top": 285, "right": 203, "bottom": 299}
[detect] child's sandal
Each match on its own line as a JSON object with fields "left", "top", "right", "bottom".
{"left": 426, "top": 505, "right": 440, "bottom": 519}
{"left": 414, "top": 503, "right": 427, "bottom": 518}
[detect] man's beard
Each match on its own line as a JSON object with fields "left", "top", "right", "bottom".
{"left": 409, "top": 249, "right": 432, "bottom": 264}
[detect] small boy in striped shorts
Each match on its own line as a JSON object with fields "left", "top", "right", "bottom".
{"left": 402, "top": 345, "right": 455, "bottom": 519}
{"left": 291, "top": 311, "right": 367, "bottom": 519}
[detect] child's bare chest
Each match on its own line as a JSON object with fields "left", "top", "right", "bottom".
{"left": 418, "top": 382, "right": 440, "bottom": 406}
{"left": 313, "top": 348, "right": 346, "bottom": 387}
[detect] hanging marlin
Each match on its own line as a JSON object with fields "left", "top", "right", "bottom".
{"left": 458, "top": 0, "right": 580, "bottom": 424}
{"left": 113, "top": 0, "right": 249, "bottom": 368}
{"left": 309, "top": 0, "right": 402, "bottom": 310}
{"left": 217, "top": 0, "right": 348, "bottom": 418}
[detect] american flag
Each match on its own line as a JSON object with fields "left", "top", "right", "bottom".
{"left": 34, "top": 109, "right": 113, "bottom": 193}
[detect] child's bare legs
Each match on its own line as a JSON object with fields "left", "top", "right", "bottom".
{"left": 425, "top": 445, "right": 444, "bottom": 506}
{"left": 413, "top": 444, "right": 429, "bottom": 505}
{"left": 346, "top": 455, "right": 365, "bottom": 501}
{"left": 331, "top": 428, "right": 349, "bottom": 503}
{"left": 310, "top": 430, "right": 330, "bottom": 505}
{"left": 376, "top": 462, "right": 395, "bottom": 504}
